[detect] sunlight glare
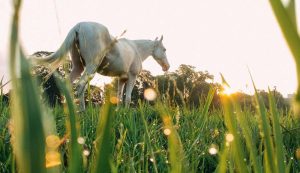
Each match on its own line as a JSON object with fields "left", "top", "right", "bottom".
{"left": 221, "top": 86, "right": 237, "bottom": 95}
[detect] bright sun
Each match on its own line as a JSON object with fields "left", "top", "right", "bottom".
{"left": 221, "top": 86, "right": 237, "bottom": 95}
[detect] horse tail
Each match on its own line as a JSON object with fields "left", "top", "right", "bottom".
{"left": 31, "top": 25, "right": 78, "bottom": 69}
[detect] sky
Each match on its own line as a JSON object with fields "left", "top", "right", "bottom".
{"left": 0, "top": 0, "right": 299, "bottom": 96}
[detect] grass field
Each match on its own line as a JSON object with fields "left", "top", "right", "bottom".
{"left": 0, "top": 88, "right": 300, "bottom": 172}
{"left": 2, "top": 0, "right": 300, "bottom": 172}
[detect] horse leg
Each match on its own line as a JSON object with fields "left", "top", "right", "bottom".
{"left": 125, "top": 74, "right": 137, "bottom": 106}
{"left": 117, "top": 78, "right": 127, "bottom": 104}
{"left": 78, "top": 84, "right": 88, "bottom": 111}
{"left": 76, "top": 64, "right": 97, "bottom": 111}
{"left": 70, "top": 43, "right": 84, "bottom": 83}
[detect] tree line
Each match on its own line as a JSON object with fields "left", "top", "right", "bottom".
{"left": 126, "top": 64, "right": 290, "bottom": 111}
{"left": 1, "top": 52, "right": 290, "bottom": 112}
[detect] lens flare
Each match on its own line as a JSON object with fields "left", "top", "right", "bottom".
{"left": 83, "top": 149, "right": 90, "bottom": 156}
{"left": 150, "top": 158, "right": 155, "bottom": 162}
{"left": 110, "top": 96, "right": 119, "bottom": 104}
{"left": 221, "top": 86, "right": 237, "bottom": 95}
{"left": 144, "top": 88, "right": 157, "bottom": 101}
{"left": 163, "top": 128, "right": 171, "bottom": 136}
{"left": 296, "top": 148, "right": 300, "bottom": 160}
{"left": 45, "top": 151, "right": 61, "bottom": 168}
{"left": 225, "top": 133, "right": 234, "bottom": 143}
{"left": 77, "top": 137, "right": 85, "bottom": 145}
{"left": 46, "top": 135, "right": 61, "bottom": 149}
{"left": 208, "top": 145, "right": 218, "bottom": 155}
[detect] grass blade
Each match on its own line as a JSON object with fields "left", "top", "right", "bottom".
{"left": 251, "top": 77, "right": 276, "bottom": 173}
{"left": 93, "top": 91, "right": 115, "bottom": 173}
{"left": 201, "top": 86, "right": 216, "bottom": 117}
{"left": 215, "top": 144, "right": 228, "bottom": 173}
{"left": 12, "top": 48, "right": 46, "bottom": 173}
{"left": 233, "top": 101, "right": 261, "bottom": 173}
{"left": 286, "top": 0, "right": 297, "bottom": 30}
{"left": 54, "top": 76, "right": 83, "bottom": 173}
{"left": 220, "top": 95, "right": 247, "bottom": 173}
{"left": 219, "top": 75, "right": 248, "bottom": 172}
{"left": 139, "top": 101, "right": 159, "bottom": 173}
{"left": 187, "top": 86, "right": 215, "bottom": 156}
{"left": 269, "top": 0, "right": 300, "bottom": 106}
{"left": 9, "top": 0, "right": 47, "bottom": 172}
{"left": 156, "top": 103, "right": 186, "bottom": 173}
{"left": 268, "top": 88, "right": 285, "bottom": 173}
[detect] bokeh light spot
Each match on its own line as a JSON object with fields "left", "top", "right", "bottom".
{"left": 77, "top": 137, "right": 85, "bottom": 145}
{"left": 163, "top": 128, "right": 171, "bottom": 136}
{"left": 46, "top": 151, "right": 61, "bottom": 168}
{"left": 225, "top": 133, "right": 234, "bottom": 143}
{"left": 296, "top": 148, "right": 300, "bottom": 160}
{"left": 83, "top": 149, "right": 90, "bottom": 156}
{"left": 208, "top": 145, "right": 218, "bottom": 155}
{"left": 46, "top": 135, "right": 61, "bottom": 149}
{"left": 110, "top": 96, "right": 119, "bottom": 104}
{"left": 144, "top": 88, "right": 157, "bottom": 101}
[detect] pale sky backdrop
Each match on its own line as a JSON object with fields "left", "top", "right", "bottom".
{"left": 0, "top": 0, "right": 299, "bottom": 96}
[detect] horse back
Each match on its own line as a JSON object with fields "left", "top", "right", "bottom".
{"left": 98, "top": 39, "right": 141, "bottom": 76}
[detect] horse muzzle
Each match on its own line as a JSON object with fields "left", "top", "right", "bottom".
{"left": 162, "top": 64, "right": 170, "bottom": 71}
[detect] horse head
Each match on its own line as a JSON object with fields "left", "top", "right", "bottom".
{"left": 153, "top": 35, "right": 170, "bottom": 72}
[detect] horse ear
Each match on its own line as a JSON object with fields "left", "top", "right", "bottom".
{"left": 159, "top": 35, "right": 163, "bottom": 42}
{"left": 154, "top": 37, "right": 158, "bottom": 41}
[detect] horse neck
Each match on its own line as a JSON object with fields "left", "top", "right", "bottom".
{"left": 132, "top": 40, "right": 155, "bottom": 62}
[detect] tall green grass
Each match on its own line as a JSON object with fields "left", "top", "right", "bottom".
{"left": 1, "top": 89, "right": 299, "bottom": 172}
{"left": 215, "top": 75, "right": 298, "bottom": 173}
{"left": 269, "top": 0, "right": 300, "bottom": 116}
{"left": 10, "top": 0, "right": 46, "bottom": 172}
{"left": 8, "top": 0, "right": 115, "bottom": 172}
{"left": 3, "top": 0, "right": 300, "bottom": 172}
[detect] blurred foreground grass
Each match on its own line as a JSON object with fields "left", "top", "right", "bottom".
{"left": 2, "top": 0, "right": 300, "bottom": 172}
{"left": 0, "top": 97, "right": 299, "bottom": 172}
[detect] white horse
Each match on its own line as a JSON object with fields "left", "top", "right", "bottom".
{"left": 33, "top": 22, "right": 170, "bottom": 110}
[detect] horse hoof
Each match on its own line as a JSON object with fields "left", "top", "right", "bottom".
{"left": 77, "top": 107, "right": 85, "bottom": 113}
{"left": 74, "top": 99, "right": 80, "bottom": 104}
{"left": 77, "top": 110, "right": 84, "bottom": 114}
